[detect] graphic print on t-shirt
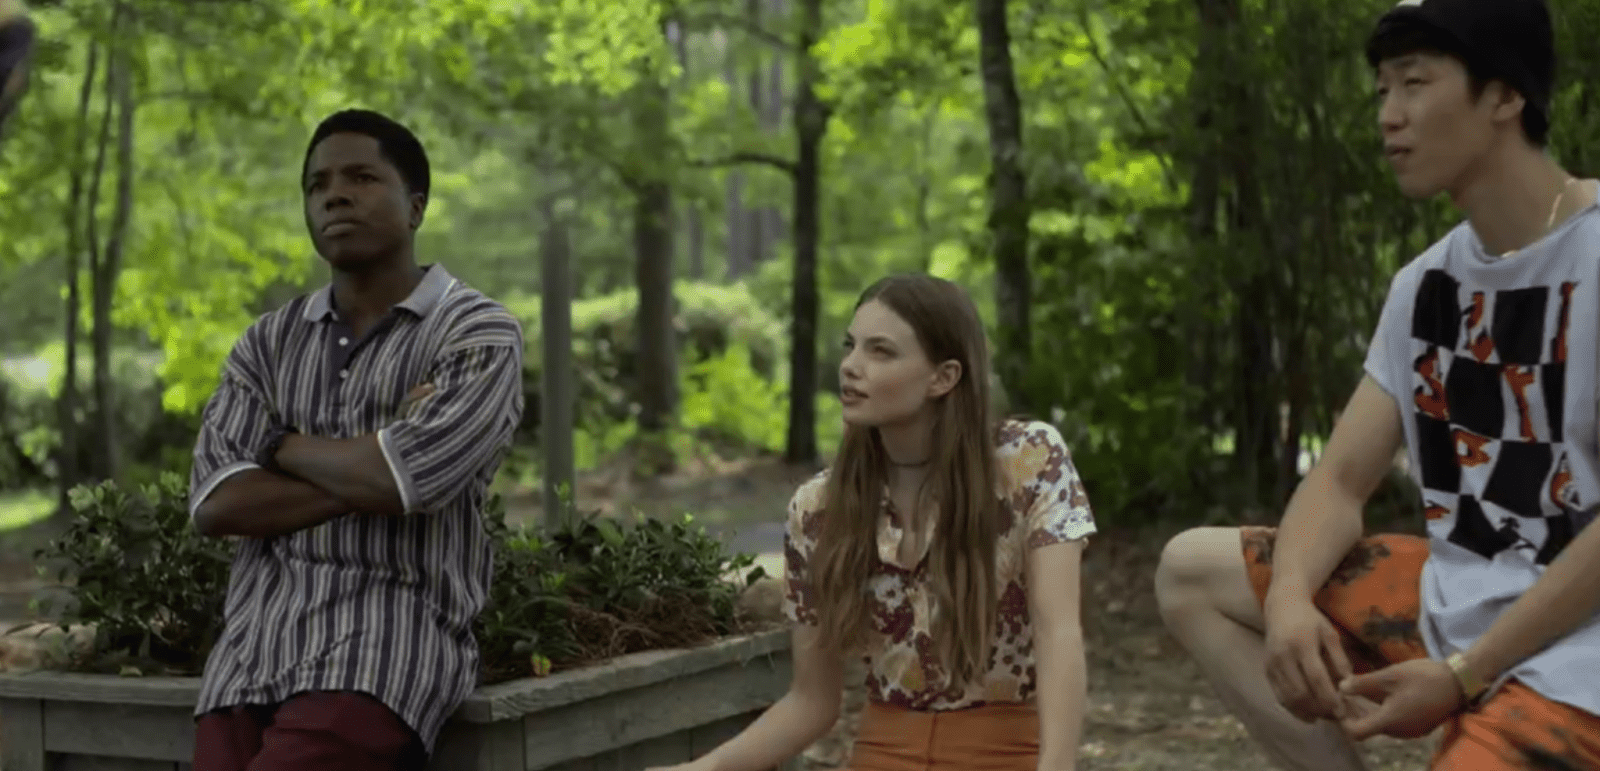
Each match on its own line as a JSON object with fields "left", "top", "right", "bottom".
{"left": 1409, "top": 268, "right": 1585, "bottom": 565}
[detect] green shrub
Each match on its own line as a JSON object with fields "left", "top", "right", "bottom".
{"left": 34, "top": 477, "right": 766, "bottom": 684}
{"left": 0, "top": 371, "right": 52, "bottom": 491}
{"left": 0, "top": 347, "right": 199, "bottom": 492}
{"left": 33, "top": 473, "right": 235, "bottom": 675}
{"left": 679, "top": 343, "right": 787, "bottom": 454}
{"left": 507, "top": 282, "right": 787, "bottom": 442}
{"left": 477, "top": 496, "right": 767, "bottom": 684}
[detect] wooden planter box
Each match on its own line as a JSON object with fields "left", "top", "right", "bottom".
{"left": 0, "top": 629, "right": 792, "bottom": 771}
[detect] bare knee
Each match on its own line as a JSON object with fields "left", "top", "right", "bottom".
{"left": 1154, "top": 527, "right": 1234, "bottom": 600}
{"left": 1155, "top": 526, "right": 1259, "bottom": 627}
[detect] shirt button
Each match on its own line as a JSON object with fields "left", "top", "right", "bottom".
{"left": 340, "top": 369, "right": 350, "bottom": 379}
{"left": 339, "top": 337, "right": 349, "bottom": 346}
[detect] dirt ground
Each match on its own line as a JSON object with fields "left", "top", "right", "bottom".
{"left": 506, "top": 457, "right": 1440, "bottom": 771}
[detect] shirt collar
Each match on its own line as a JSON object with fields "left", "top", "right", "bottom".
{"left": 302, "top": 263, "right": 456, "bottom": 323}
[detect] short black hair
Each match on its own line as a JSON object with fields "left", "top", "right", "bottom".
{"left": 1366, "top": 16, "right": 1551, "bottom": 146}
{"left": 301, "top": 109, "right": 431, "bottom": 198}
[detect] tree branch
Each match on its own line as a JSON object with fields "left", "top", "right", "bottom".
{"left": 689, "top": 151, "right": 796, "bottom": 175}
{"left": 679, "top": 13, "right": 791, "bottom": 50}
{"left": 1074, "top": 6, "right": 1179, "bottom": 194}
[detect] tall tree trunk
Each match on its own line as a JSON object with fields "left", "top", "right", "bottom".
{"left": 81, "top": 14, "right": 116, "bottom": 483}
{"left": 633, "top": 180, "right": 677, "bottom": 439}
{"left": 1186, "top": 0, "right": 1222, "bottom": 427}
{"left": 671, "top": 20, "right": 706, "bottom": 279}
{"left": 1194, "top": 0, "right": 1277, "bottom": 508}
{"left": 91, "top": 21, "right": 135, "bottom": 482}
{"left": 785, "top": 0, "right": 827, "bottom": 465}
{"left": 762, "top": 0, "right": 789, "bottom": 250}
{"left": 744, "top": 0, "right": 769, "bottom": 266}
{"left": 975, "top": 0, "right": 1032, "bottom": 414}
{"left": 54, "top": 37, "right": 100, "bottom": 511}
{"left": 915, "top": 104, "right": 936, "bottom": 268}
{"left": 722, "top": 33, "right": 751, "bottom": 278}
{"left": 632, "top": 55, "right": 678, "bottom": 472}
{"left": 539, "top": 192, "right": 575, "bottom": 527}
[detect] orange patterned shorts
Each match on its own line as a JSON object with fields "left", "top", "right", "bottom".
{"left": 1241, "top": 527, "right": 1600, "bottom": 771}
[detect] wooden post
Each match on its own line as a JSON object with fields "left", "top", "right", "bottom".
{"left": 539, "top": 199, "right": 575, "bottom": 528}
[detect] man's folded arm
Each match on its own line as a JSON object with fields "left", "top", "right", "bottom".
{"left": 189, "top": 338, "right": 352, "bottom": 539}
{"left": 275, "top": 339, "right": 524, "bottom": 516}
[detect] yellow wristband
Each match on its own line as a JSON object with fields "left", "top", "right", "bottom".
{"left": 1446, "top": 652, "right": 1488, "bottom": 706}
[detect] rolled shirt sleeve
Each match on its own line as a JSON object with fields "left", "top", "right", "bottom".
{"left": 189, "top": 325, "right": 278, "bottom": 519}
{"left": 377, "top": 314, "right": 524, "bottom": 515}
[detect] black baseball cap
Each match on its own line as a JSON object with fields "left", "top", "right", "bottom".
{"left": 1365, "top": 0, "right": 1555, "bottom": 128}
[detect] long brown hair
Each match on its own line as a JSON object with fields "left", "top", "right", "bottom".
{"left": 811, "top": 274, "right": 1002, "bottom": 690}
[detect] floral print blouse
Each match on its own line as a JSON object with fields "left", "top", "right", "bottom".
{"left": 781, "top": 419, "right": 1097, "bottom": 710}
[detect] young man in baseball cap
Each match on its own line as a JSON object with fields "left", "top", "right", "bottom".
{"left": 1155, "top": 0, "right": 1600, "bottom": 768}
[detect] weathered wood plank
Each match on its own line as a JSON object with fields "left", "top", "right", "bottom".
{"left": 42, "top": 701, "right": 195, "bottom": 761}
{"left": 462, "top": 629, "right": 789, "bottom": 724}
{"left": 523, "top": 653, "right": 790, "bottom": 768}
{"left": 429, "top": 719, "right": 524, "bottom": 771}
{"left": 688, "top": 712, "right": 749, "bottom": 756}
{"left": 540, "top": 758, "right": 597, "bottom": 771}
{"left": 55, "top": 757, "right": 182, "bottom": 771}
{"left": 0, "top": 673, "right": 200, "bottom": 706}
{"left": 689, "top": 713, "right": 800, "bottom": 771}
{"left": 0, "top": 630, "right": 792, "bottom": 727}
{"left": 0, "top": 630, "right": 794, "bottom": 771}
{"left": 585, "top": 729, "right": 692, "bottom": 771}
{"left": 0, "top": 697, "right": 45, "bottom": 771}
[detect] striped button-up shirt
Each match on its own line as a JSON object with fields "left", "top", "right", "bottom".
{"left": 187, "top": 264, "right": 524, "bottom": 751}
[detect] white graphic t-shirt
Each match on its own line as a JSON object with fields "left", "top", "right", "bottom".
{"left": 1365, "top": 204, "right": 1600, "bottom": 716}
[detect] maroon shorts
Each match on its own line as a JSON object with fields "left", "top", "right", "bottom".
{"left": 193, "top": 690, "right": 425, "bottom": 771}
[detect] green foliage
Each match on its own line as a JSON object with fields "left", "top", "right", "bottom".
{"left": 35, "top": 478, "right": 764, "bottom": 684}
{"left": 19, "top": 0, "right": 1600, "bottom": 533}
{"left": 479, "top": 500, "right": 765, "bottom": 683}
{"left": 0, "top": 346, "right": 197, "bottom": 490}
{"left": 508, "top": 281, "right": 786, "bottom": 438}
{"left": 32, "top": 474, "right": 235, "bottom": 675}
{"left": 0, "top": 365, "right": 56, "bottom": 491}
{"left": 679, "top": 343, "right": 787, "bottom": 454}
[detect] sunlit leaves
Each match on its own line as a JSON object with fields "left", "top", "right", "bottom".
{"left": 813, "top": 0, "right": 971, "bottom": 112}
{"left": 1083, "top": 137, "right": 1178, "bottom": 207}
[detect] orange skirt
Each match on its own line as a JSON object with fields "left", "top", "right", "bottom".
{"left": 844, "top": 700, "right": 1038, "bottom": 771}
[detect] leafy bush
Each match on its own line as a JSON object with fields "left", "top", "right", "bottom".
{"left": 33, "top": 477, "right": 767, "bottom": 684}
{"left": 0, "top": 347, "right": 199, "bottom": 492}
{"left": 507, "top": 282, "right": 788, "bottom": 442}
{"left": 33, "top": 473, "right": 235, "bottom": 675}
{"left": 476, "top": 495, "right": 767, "bottom": 684}
{"left": 679, "top": 343, "right": 787, "bottom": 454}
{"left": 0, "top": 371, "right": 53, "bottom": 491}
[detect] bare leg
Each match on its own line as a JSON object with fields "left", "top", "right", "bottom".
{"left": 1154, "top": 527, "right": 1368, "bottom": 771}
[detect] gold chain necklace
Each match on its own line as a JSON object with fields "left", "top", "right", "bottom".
{"left": 1501, "top": 176, "right": 1579, "bottom": 259}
